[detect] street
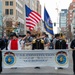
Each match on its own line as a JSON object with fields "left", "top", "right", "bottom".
{"left": 0, "top": 73, "right": 73, "bottom": 75}
{"left": 0, "top": 50, "right": 74, "bottom": 75}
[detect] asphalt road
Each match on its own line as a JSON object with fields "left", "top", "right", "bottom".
{"left": 0, "top": 73, "right": 73, "bottom": 75}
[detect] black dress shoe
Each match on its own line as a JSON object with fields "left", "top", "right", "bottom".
{"left": 0, "top": 71, "right": 2, "bottom": 74}
{"left": 0, "top": 68, "right": 2, "bottom": 72}
{"left": 34, "top": 67, "right": 40, "bottom": 69}
{"left": 58, "top": 67, "right": 63, "bottom": 69}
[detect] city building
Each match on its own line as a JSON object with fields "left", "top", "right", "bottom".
{"left": 71, "top": 10, "right": 75, "bottom": 39}
{"left": 67, "top": 0, "right": 75, "bottom": 40}
{"left": 0, "top": 0, "right": 2, "bottom": 37}
{"left": 37, "top": 0, "right": 42, "bottom": 33}
{"left": 59, "top": 9, "right": 68, "bottom": 35}
{"left": 2, "top": 0, "right": 25, "bottom": 36}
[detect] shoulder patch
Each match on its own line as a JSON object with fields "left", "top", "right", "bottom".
{"left": 32, "top": 39, "right": 36, "bottom": 43}
{"left": 41, "top": 39, "right": 44, "bottom": 43}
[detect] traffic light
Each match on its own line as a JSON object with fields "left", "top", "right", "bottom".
{"left": 54, "top": 22, "right": 56, "bottom": 26}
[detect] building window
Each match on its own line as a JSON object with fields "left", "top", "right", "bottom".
{"left": 5, "top": 9, "right": 9, "bottom": 15}
{"left": 10, "top": 1, "right": 13, "bottom": 6}
{"left": 10, "top": 9, "right": 13, "bottom": 15}
{"left": 5, "top": 1, "right": 9, "bottom": 6}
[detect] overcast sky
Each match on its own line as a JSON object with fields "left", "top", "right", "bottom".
{"left": 39, "top": 0, "right": 72, "bottom": 34}
{"left": 39, "top": 0, "right": 72, "bottom": 23}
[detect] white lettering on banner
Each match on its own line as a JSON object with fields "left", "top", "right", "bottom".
{"left": 2, "top": 50, "right": 69, "bottom": 68}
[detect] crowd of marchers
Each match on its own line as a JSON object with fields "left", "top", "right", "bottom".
{"left": 0, "top": 31, "right": 69, "bottom": 51}
{"left": 0, "top": 31, "right": 71, "bottom": 73}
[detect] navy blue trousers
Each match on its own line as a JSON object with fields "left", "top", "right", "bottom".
{"left": 72, "top": 51, "right": 75, "bottom": 74}
{"left": 0, "top": 51, "right": 2, "bottom": 72}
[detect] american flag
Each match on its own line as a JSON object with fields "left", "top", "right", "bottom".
{"left": 25, "top": 5, "right": 41, "bottom": 31}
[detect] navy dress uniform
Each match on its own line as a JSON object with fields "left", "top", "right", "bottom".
{"left": 55, "top": 39, "right": 66, "bottom": 49}
{"left": 55, "top": 34, "right": 66, "bottom": 69}
{"left": 32, "top": 34, "right": 44, "bottom": 69}
{"left": 32, "top": 38, "right": 44, "bottom": 50}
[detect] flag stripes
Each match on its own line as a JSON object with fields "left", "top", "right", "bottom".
{"left": 25, "top": 5, "right": 41, "bottom": 30}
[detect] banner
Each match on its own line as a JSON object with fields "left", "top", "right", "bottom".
{"left": 2, "top": 50, "right": 69, "bottom": 68}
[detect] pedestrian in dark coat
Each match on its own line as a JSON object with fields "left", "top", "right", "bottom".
{"left": 70, "top": 39, "right": 75, "bottom": 75}
{"left": 0, "top": 37, "right": 5, "bottom": 73}
{"left": 3, "top": 36, "right": 9, "bottom": 50}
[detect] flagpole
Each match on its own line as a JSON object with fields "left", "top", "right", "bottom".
{"left": 55, "top": 3, "right": 59, "bottom": 25}
{"left": 44, "top": 7, "right": 54, "bottom": 35}
{"left": 55, "top": 2, "right": 61, "bottom": 34}
{"left": 24, "top": 5, "right": 27, "bottom": 34}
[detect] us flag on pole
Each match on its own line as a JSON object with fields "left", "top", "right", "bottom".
{"left": 25, "top": 5, "right": 41, "bottom": 31}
